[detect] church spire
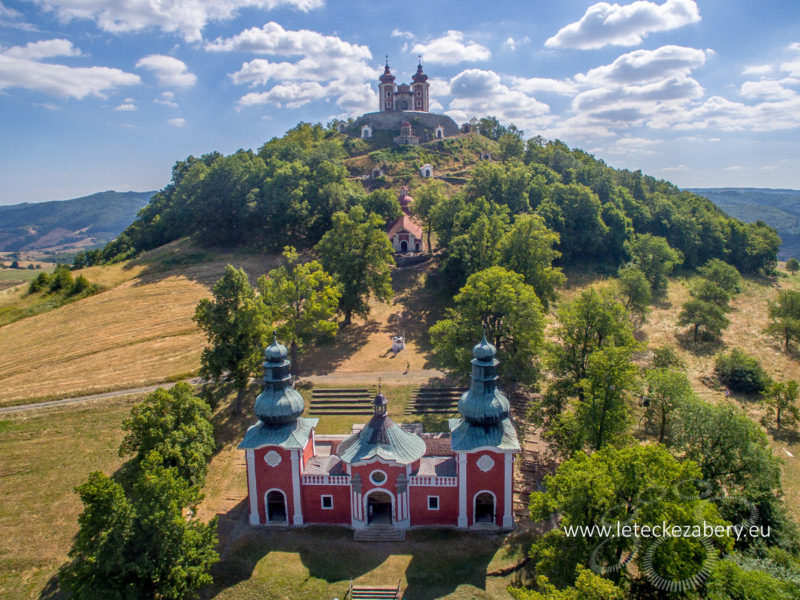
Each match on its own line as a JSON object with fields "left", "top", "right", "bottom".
{"left": 254, "top": 334, "right": 305, "bottom": 425}
{"left": 456, "top": 333, "right": 510, "bottom": 426}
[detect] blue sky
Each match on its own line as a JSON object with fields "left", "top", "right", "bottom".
{"left": 1, "top": 0, "right": 800, "bottom": 204}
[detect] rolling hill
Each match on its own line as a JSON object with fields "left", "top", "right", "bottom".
{"left": 0, "top": 190, "right": 153, "bottom": 254}
{"left": 689, "top": 187, "right": 800, "bottom": 259}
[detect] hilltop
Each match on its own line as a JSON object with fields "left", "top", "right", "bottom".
{"left": 0, "top": 190, "right": 153, "bottom": 254}
{"left": 689, "top": 187, "right": 800, "bottom": 259}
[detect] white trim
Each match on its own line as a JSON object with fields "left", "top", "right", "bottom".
{"left": 321, "top": 494, "right": 334, "bottom": 510}
{"left": 246, "top": 449, "right": 259, "bottom": 525}
{"left": 473, "top": 490, "right": 497, "bottom": 526}
{"left": 264, "top": 488, "right": 288, "bottom": 525}
{"left": 290, "top": 451, "right": 303, "bottom": 525}
{"left": 503, "top": 453, "right": 514, "bottom": 529}
{"left": 427, "top": 495, "right": 440, "bottom": 510}
{"left": 369, "top": 469, "right": 388, "bottom": 486}
{"left": 457, "top": 452, "right": 467, "bottom": 528}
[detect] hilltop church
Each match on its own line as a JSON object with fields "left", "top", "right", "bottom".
{"left": 238, "top": 335, "right": 520, "bottom": 534}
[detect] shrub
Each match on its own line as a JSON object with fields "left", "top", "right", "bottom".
{"left": 48, "top": 264, "right": 73, "bottom": 292}
{"left": 715, "top": 348, "right": 770, "bottom": 394}
{"left": 787, "top": 258, "right": 800, "bottom": 273}
{"left": 27, "top": 272, "right": 51, "bottom": 294}
{"left": 69, "top": 275, "right": 93, "bottom": 296}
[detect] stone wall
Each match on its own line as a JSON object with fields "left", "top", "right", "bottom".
{"left": 349, "top": 111, "right": 461, "bottom": 143}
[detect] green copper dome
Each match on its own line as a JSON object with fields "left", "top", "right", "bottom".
{"left": 457, "top": 333, "right": 510, "bottom": 426}
{"left": 254, "top": 335, "right": 305, "bottom": 425}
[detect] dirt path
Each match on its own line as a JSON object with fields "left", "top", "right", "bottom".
{"left": 0, "top": 369, "right": 449, "bottom": 415}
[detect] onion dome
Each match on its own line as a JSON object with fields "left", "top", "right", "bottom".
{"left": 336, "top": 388, "right": 426, "bottom": 465}
{"left": 379, "top": 58, "right": 395, "bottom": 83}
{"left": 412, "top": 59, "right": 428, "bottom": 83}
{"left": 457, "top": 332, "right": 511, "bottom": 426}
{"left": 254, "top": 334, "right": 305, "bottom": 425}
{"left": 398, "top": 186, "right": 414, "bottom": 211}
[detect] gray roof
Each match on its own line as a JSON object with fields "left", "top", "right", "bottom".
{"left": 336, "top": 414, "right": 427, "bottom": 465}
{"left": 415, "top": 456, "right": 457, "bottom": 477}
{"left": 449, "top": 416, "right": 521, "bottom": 452}
{"left": 238, "top": 417, "right": 318, "bottom": 450}
{"left": 304, "top": 455, "right": 346, "bottom": 476}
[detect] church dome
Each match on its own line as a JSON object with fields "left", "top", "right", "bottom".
{"left": 412, "top": 62, "right": 428, "bottom": 83}
{"left": 336, "top": 390, "right": 426, "bottom": 465}
{"left": 457, "top": 333, "right": 510, "bottom": 426}
{"left": 379, "top": 63, "right": 395, "bottom": 83}
{"left": 264, "top": 336, "right": 288, "bottom": 362}
{"left": 472, "top": 334, "right": 496, "bottom": 362}
{"left": 254, "top": 334, "right": 305, "bottom": 425}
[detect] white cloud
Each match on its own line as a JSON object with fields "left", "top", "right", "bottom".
{"left": 502, "top": 36, "right": 530, "bottom": 51}
{"left": 576, "top": 45, "right": 707, "bottom": 85}
{"left": 723, "top": 165, "right": 746, "bottom": 171}
{"left": 0, "top": 1, "right": 37, "bottom": 30}
{"left": 30, "top": 0, "right": 324, "bottom": 42}
{"left": 446, "top": 69, "right": 551, "bottom": 131}
{"left": 573, "top": 76, "right": 704, "bottom": 114}
{"left": 168, "top": 117, "right": 186, "bottom": 127}
{"left": 740, "top": 79, "right": 797, "bottom": 101}
{"left": 742, "top": 64, "right": 772, "bottom": 76}
{"left": 136, "top": 55, "right": 196, "bottom": 88}
{"left": 0, "top": 40, "right": 140, "bottom": 99}
{"left": 546, "top": 0, "right": 700, "bottom": 50}
{"left": 780, "top": 58, "right": 800, "bottom": 78}
{"left": 391, "top": 29, "right": 413, "bottom": 39}
{"left": 509, "top": 76, "right": 579, "bottom": 95}
{"left": 411, "top": 31, "right": 491, "bottom": 65}
{"left": 217, "top": 23, "right": 375, "bottom": 114}
{"left": 114, "top": 101, "right": 136, "bottom": 111}
{"left": 592, "top": 136, "right": 659, "bottom": 155}
{"left": 661, "top": 164, "right": 690, "bottom": 172}
{"left": 2, "top": 38, "right": 80, "bottom": 59}
{"left": 654, "top": 93, "right": 800, "bottom": 132}
{"left": 154, "top": 91, "right": 178, "bottom": 107}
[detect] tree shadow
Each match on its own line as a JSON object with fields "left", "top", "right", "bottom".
{"left": 300, "top": 319, "right": 382, "bottom": 375}
{"left": 766, "top": 426, "right": 800, "bottom": 445}
{"left": 204, "top": 500, "right": 507, "bottom": 600}
{"left": 676, "top": 330, "right": 724, "bottom": 356}
{"left": 37, "top": 574, "right": 64, "bottom": 600}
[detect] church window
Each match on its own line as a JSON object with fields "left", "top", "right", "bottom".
{"left": 321, "top": 495, "right": 334, "bottom": 509}
{"left": 370, "top": 470, "right": 387, "bottom": 485}
{"left": 428, "top": 496, "right": 439, "bottom": 510}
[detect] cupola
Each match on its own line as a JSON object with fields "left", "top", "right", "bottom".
{"left": 254, "top": 334, "right": 305, "bottom": 425}
{"left": 457, "top": 332, "right": 511, "bottom": 426}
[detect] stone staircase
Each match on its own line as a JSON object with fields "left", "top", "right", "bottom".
{"left": 353, "top": 525, "right": 406, "bottom": 542}
{"left": 308, "top": 387, "right": 376, "bottom": 416}
{"left": 404, "top": 386, "right": 467, "bottom": 415}
{"left": 349, "top": 582, "right": 401, "bottom": 600}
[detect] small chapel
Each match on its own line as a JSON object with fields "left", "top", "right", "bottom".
{"left": 387, "top": 186, "right": 425, "bottom": 254}
{"left": 238, "top": 335, "right": 520, "bottom": 532}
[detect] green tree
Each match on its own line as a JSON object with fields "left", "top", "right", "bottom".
{"left": 60, "top": 458, "right": 219, "bottom": 600}
{"left": 498, "top": 132, "right": 525, "bottom": 162}
{"left": 575, "top": 345, "right": 640, "bottom": 451}
{"left": 691, "top": 278, "right": 731, "bottom": 310}
{"left": 258, "top": 246, "right": 340, "bottom": 375}
{"left": 49, "top": 264, "right": 74, "bottom": 292}
{"left": 536, "top": 183, "right": 607, "bottom": 264}
{"left": 119, "top": 382, "right": 215, "bottom": 487}
{"left": 707, "top": 559, "right": 800, "bottom": 600}
{"left": 762, "top": 380, "right": 800, "bottom": 431}
{"left": 498, "top": 213, "right": 565, "bottom": 310}
{"left": 766, "top": 289, "right": 800, "bottom": 351}
{"left": 413, "top": 180, "right": 447, "bottom": 251}
{"left": 527, "top": 444, "right": 730, "bottom": 591}
{"left": 509, "top": 565, "right": 625, "bottom": 600}
{"left": 678, "top": 298, "right": 729, "bottom": 342}
{"left": 360, "top": 189, "right": 402, "bottom": 227}
{"left": 616, "top": 264, "right": 651, "bottom": 316}
{"left": 651, "top": 344, "right": 686, "bottom": 369}
{"left": 699, "top": 258, "right": 742, "bottom": 294}
{"left": 644, "top": 367, "right": 695, "bottom": 443}
{"left": 428, "top": 266, "right": 545, "bottom": 386}
{"left": 194, "top": 265, "right": 268, "bottom": 412}
{"left": 714, "top": 348, "right": 770, "bottom": 394}
{"left": 786, "top": 258, "right": 800, "bottom": 273}
{"left": 443, "top": 210, "right": 510, "bottom": 289}
{"left": 27, "top": 271, "right": 51, "bottom": 294}
{"left": 316, "top": 205, "right": 394, "bottom": 325}
{"left": 624, "top": 233, "right": 683, "bottom": 291}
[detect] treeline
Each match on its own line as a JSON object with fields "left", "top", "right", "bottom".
{"left": 74, "top": 119, "right": 779, "bottom": 279}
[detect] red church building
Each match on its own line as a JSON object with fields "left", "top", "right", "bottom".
{"left": 239, "top": 335, "right": 520, "bottom": 532}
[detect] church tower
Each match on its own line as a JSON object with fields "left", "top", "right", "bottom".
{"left": 379, "top": 57, "right": 396, "bottom": 112}
{"left": 411, "top": 58, "right": 429, "bottom": 112}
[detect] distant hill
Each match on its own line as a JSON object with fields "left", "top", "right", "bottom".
{"left": 0, "top": 190, "right": 153, "bottom": 253}
{"left": 688, "top": 188, "right": 800, "bottom": 259}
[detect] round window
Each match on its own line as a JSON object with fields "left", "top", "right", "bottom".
{"left": 370, "top": 470, "right": 387, "bottom": 485}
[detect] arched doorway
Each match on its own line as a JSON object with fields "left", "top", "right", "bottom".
{"left": 400, "top": 240, "right": 408, "bottom": 253}
{"left": 474, "top": 492, "right": 495, "bottom": 524}
{"left": 414, "top": 241, "right": 420, "bottom": 252}
{"left": 367, "top": 491, "right": 393, "bottom": 526}
{"left": 266, "top": 490, "right": 287, "bottom": 523}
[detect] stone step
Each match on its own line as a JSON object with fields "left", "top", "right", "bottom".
{"left": 309, "top": 410, "right": 373, "bottom": 416}
{"left": 309, "top": 399, "right": 373, "bottom": 405}
{"left": 353, "top": 527, "right": 406, "bottom": 542}
{"left": 351, "top": 588, "right": 399, "bottom": 600}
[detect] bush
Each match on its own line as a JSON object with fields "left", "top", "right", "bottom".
{"left": 715, "top": 348, "right": 770, "bottom": 394}
{"left": 69, "top": 275, "right": 93, "bottom": 296}
{"left": 27, "top": 272, "right": 51, "bottom": 294}
{"left": 787, "top": 258, "right": 800, "bottom": 273}
{"left": 48, "top": 264, "right": 73, "bottom": 292}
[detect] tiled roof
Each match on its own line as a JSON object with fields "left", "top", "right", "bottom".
{"left": 304, "top": 455, "right": 346, "bottom": 476}
{"left": 387, "top": 214, "right": 423, "bottom": 239}
{"left": 422, "top": 435, "right": 454, "bottom": 457}
{"left": 238, "top": 417, "right": 319, "bottom": 450}
{"left": 415, "top": 456, "right": 456, "bottom": 477}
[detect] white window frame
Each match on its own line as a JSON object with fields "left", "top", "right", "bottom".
{"left": 427, "top": 495, "right": 440, "bottom": 510}
{"left": 321, "top": 494, "right": 334, "bottom": 510}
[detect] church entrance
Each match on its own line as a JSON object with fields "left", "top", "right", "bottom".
{"left": 266, "top": 490, "right": 287, "bottom": 523}
{"left": 475, "top": 492, "right": 495, "bottom": 524}
{"left": 400, "top": 240, "right": 408, "bottom": 252}
{"left": 367, "top": 491, "right": 393, "bottom": 526}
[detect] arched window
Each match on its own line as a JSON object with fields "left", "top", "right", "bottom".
{"left": 266, "top": 490, "right": 287, "bottom": 523}
{"left": 474, "top": 491, "right": 495, "bottom": 524}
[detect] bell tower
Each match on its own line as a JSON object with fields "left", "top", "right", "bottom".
{"left": 379, "top": 56, "right": 396, "bottom": 112}
{"left": 411, "top": 57, "right": 429, "bottom": 112}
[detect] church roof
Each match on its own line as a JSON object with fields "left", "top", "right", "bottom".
{"left": 387, "top": 215, "right": 423, "bottom": 239}
{"left": 238, "top": 417, "right": 319, "bottom": 450}
{"left": 448, "top": 416, "right": 520, "bottom": 452}
{"left": 336, "top": 392, "right": 426, "bottom": 465}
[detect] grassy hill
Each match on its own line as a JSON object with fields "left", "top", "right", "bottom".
{"left": 0, "top": 190, "right": 153, "bottom": 254}
{"left": 689, "top": 187, "right": 800, "bottom": 259}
